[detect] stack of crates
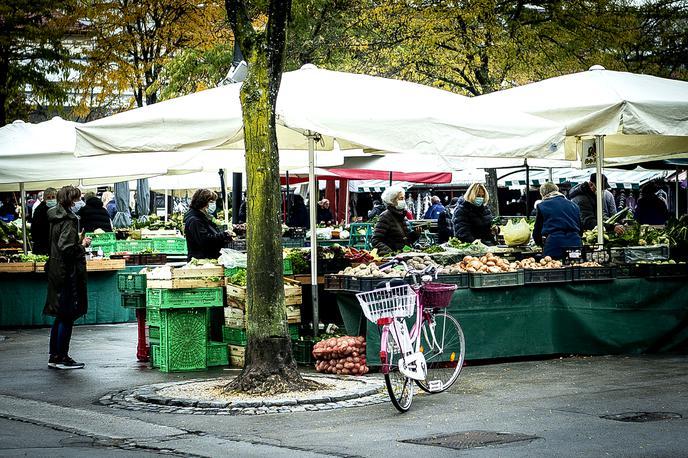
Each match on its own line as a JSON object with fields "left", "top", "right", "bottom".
{"left": 146, "top": 265, "right": 227, "bottom": 372}
{"left": 117, "top": 271, "right": 147, "bottom": 309}
{"left": 88, "top": 231, "right": 117, "bottom": 256}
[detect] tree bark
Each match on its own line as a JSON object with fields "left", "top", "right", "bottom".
{"left": 485, "top": 168, "right": 500, "bottom": 217}
{"left": 224, "top": 0, "right": 306, "bottom": 394}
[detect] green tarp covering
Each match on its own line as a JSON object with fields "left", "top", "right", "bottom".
{"left": 336, "top": 278, "right": 688, "bottom": 364}
{"left": 0, "top": 271, "right": 136, "bottom": 327}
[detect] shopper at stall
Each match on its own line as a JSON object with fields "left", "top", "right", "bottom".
{"left": 570, "top": 173, "right": 624, "bottom": 234}
{"left": 184, "top": 189, "right": 232, "bottom": 260}
{"left": 634, "top": 182, "right": 669, "bottom": 225}
{"left": 77, "top": 192, "right": 113, "bottom": 233}
{"left": 372, "top": 185, "right": 419, "bottom": 254}
{"left": 101, "top": 191, "right": 117, "bottom": 219}
{"left": 532, "top": 183, "right": 581, "bottom": 259}
{"left": 437, "top": 197, "right": 459, "bottom": 243}
{"left": 44, "top": 185, "right": 91, "bottom": 370}
{"left": 423, "top": 196, "right": 446, "bottom": 220}
{"left": 30, "top": 187, "right": 57, "bottom": 256}
{"left": 317, "top": 199, "right": 335, "bottom": 225}
{"left": 0, "top": 196, "right": 18, "bottom": 222}
{"left": 367, "top": 200, "right": 386, "bottom": 220}
{"left": 453, "top": 183, "right": 495, "bottom": 245}
{"left": 287, "top": 194, "right": 309, "bottom": 228}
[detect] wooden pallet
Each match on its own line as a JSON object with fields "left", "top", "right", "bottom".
{"left": 225, "top": 278, "right": 303, "bottom": 310}
{"left": 86, "top": 259, "right": 126, "bottom": 271}
{"left": 287, "top": 305, "right": 301, "bottom": 324}
{"left": 170, "top": 266, "right": 223, "bottom": 279}
{"left": 0, "top": 262, "right": 34, "bottom": 273}
{"left": 146, "top": 278, "right": 223, "bottom": 289}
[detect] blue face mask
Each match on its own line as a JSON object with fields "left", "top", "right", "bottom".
{"left": 474, "top": 197, "right": 485, "bottom": 206}
{"left": 207, "top": 202, "right": 217, "bottom": 214}
{"left": 70, "top": 200, "right": 85, "bottom": 213}
{"left": 46, "top": 199, "right": 57, "bottom": 208}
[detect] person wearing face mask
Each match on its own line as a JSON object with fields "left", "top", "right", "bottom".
{"left": 44, "top": 186, "right": 91, "bottom": 370}
{"left": 453, "top": 183, "right": 496, "bottom": 245}
{"left": 371, "top": 185, "right": 419, "bottom": 255}
{"left": 30, "top": 187, "right": 57, "bottom": 255}
{"left": 184, "top": 189, "right": 232, "bottom": 260}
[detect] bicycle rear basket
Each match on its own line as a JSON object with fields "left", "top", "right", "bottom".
{"left": 419, "top": 283, "right": 457, "bottom": 309}
{"left": 355, "top": 284, "right": 416, "bottom": 323}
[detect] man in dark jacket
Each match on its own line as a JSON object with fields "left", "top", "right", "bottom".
{"left": 367, "top": 200, "right": 386, "bottom": 220}
{"left": 423, "top": 196, "right": 446, "bottom": 220}
{"left": 634, "top": 182, "right": 669, "bottom": 225}
{"left": 568, "top": 180, "right": 598, "bottom": 231}
{"left": 30, "top": 187, "right": 57, "bottom": 255}
{"left": 77, "top": 192, "right": 113, "bottom": 233}
{"left": 184, "top": 189, "right": 231, "bottom": 260}
{"left": 287, "top": 194, "right": 309, "bottom": 228}
{"left": 372, "top": 185, "right": 419, "bottom": 254}
{"left": 452, "top": 183, "right": 495, "bottom": 244}
{"left": 533, "top": 183, "right": 581, "bottom": 259}
{"left": 437, "top": 197, "right": 459, "bottom": 243}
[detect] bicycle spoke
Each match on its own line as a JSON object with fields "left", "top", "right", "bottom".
{"left": 417, "top": 312, "right": 465, "bottom": 393}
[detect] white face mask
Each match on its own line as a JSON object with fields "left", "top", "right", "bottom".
{"left": 474, "top": 197, "right": 485, "bottom": 206}
{"left": 46, "top": 199, "right": 57, "bottom": 208}
{"left": 396, "top": 199, "right": 406, "bottom": 210}
{"left": 71, "top": 200, "right": 85, "bottom": 213}
{"left": 207, "top": 202, "right": 216, "bottom": 214}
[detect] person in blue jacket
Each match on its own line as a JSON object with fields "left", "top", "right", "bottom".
{"left": 532, "top": 182, "right": 581, "bottom": 259}
{"left": 423, "top": 195, "right": 445, "bottom": 219}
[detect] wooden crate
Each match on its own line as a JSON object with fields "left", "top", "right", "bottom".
{"left": 140, "top": 229, "right": 180, "bottom": 239}
{"left": 287, "top": 305, "right": 301, "bottom": 324}
{"left": 225, "top": 278, "right": 302, "bottom": 310}
{"left": 86, "top": 259, "right": 126, "bottom": 271}
{"left": 170, "top": 266, "right": 223, "bottom": 279}
{"left": 146, "top": 277, "right": 223, "bottom": 289}
{"left": 35, "top": 261, "right": 47, "bottom": 272}
{"left": 223, "top": 307, "right": 245, "bottom": 328}
{"left": 229, "top": 345, "right": 245, "bottom": 368}
{"left": 0, "top": 262, "right": 34, "bottom": 273}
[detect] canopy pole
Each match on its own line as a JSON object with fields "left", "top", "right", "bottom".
{"left": 164, "top": 189, "right": 168, "bottom": 222}
{"left": 676, "top": 166, "right": 680, "bottom": 219}
{"left": 20, "top": 183, "right": 28, "bottom": 253}
{"left": 223, "top": 169, "right": 229, "bottom": 226}
{"left": 549, "top": 167, "right": 553, "bottom": 183}
{"left": 232, "top": 173, "right": 242, "bottom": 224}
{"left": 389, "top": 171, "right": 393, "bottom": 187}
{"left": 285, "top": 171, "right": 290, "bottom": 224}
{"left": 307, "top": 132, "right": 320, "bottom": 337}
{"left": 525, "top": 159, "right": 530, "bottom": 215}
{"left": 595, "top": 135, "right": 605, "bottom": 246}
{"left": 345, "top": 182, "right": 350, "bottom": 225}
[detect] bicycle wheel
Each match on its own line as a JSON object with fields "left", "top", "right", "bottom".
{"left": 416, "top": 312, "right": 465, "bottom": 393}
{"left": 383, "top": 332, "right": 414, "bottom": 412}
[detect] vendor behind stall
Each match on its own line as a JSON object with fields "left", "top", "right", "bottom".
{"left": 184, "top": 189, "right": 232, "bottom": 260}
{"left": 31, "top": 187, "right": 57, "bottom": 255}
{"left": 532, "top": 182, "right": 581, "bottom": 259}
{"left": 371, "top": 185, "right": 419, "bottom": 254}
{"left": 453, "top": 183, "right": 495, "bottom": 245}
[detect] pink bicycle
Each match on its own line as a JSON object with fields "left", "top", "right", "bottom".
{"left": 356, "top": 267, "right": 465, "bottom": 412}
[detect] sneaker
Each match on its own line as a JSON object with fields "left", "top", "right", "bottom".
{"left": 55, "top": 356, "right": 85, "bottom": 370}
{"left": 48, "top": 355, "right": 60, "bottom": 369}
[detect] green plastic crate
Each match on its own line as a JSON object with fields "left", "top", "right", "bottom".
{"left": 469, "top": 270, "right": 525, "bottom": 288}
{"left": 291, "top": 339, "right": 314, "bottom": 365}
{"left": 86, "top": 231, "right": 116, "bottom": 241}
{"left": 150, "top": 344, "right": 160, "bottom": 368}
{"left": 289, "top": 323, "right": 299, "bottom": 340}
{"left": 152, "top": 237, "right": 188, "bottom": 254}
{"left": 117, "top": 273, "right": 147, "bottom": 293}
{"left": 207, "top": 341, "right": 229, "bottom": 366}
{"left": 222, "top": 326, "right": 247, "bottom": 345}
{"left": 120, "top": 293, "right": 146, "bottom": 308}
{"left": 90, "top": 240, "right": 116, "bottom": 256}
{"left": 146, "top": 287, "right": 223, "bottom": 309}
{"left": 115, "top": 239, "right": 153, "bottom": 253}
{"left": 148, "top": 325, "right": 160, "bottom": 343}
{"left": 146, "top": 308, "right": 161, "bottom": 327}
{"left": 283, "top": 258, "right": 293, "bottom": 275}
{"left": 158, "top": 308, "right": 208, "bottom": 372}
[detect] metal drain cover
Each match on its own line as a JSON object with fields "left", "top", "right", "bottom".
{"left": 401, "top": 430, "right": 539, "bottom": 450}
{"left": 601, "top": 412, "right": 682, "bottom": 422}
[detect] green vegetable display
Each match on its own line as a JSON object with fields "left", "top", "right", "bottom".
{"left": 229, "top": 269, "right": 247, "bottom": 286}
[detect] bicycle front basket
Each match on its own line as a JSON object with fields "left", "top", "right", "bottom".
{"left": 355, "top": 284, "right": 416, "bottom": 323}
{"left": 419, "top": 283, "right": 457, "bottom": 309}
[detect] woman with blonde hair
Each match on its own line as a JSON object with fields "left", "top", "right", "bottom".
{"left": 452, "top": 183, "right": 495, "bottom": 245}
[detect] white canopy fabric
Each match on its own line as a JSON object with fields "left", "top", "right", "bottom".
{"left": 499, "top": 168, "right": 664, "bottom": 189}
{"left": 473, "top": 67, "right": 688, "bottom": 165}
{"left": 75, "top": 66, "right": 565, "bottom": 159}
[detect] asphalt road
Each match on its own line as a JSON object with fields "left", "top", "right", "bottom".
{"left": 0, "top": 324, "right": 686, "bottom": 457}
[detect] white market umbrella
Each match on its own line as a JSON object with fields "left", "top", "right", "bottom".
{"left": 472, "top": 66, "right": 688, "bottom": 243}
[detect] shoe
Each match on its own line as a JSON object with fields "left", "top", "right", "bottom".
{"left": 48, "top": 355, "right": 60, "bottom": 369}
{"left": 55, "top": 356, "right": 85, "bottom": 370}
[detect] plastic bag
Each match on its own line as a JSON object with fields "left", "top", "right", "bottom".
{"left": 500, "top": 218, "right": 531, "bottom": 246}
{"left": 219, "top": 248, "right": 247, "bottom": 268}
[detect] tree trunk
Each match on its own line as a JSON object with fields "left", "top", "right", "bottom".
{"left": 485, "top": 168, "right": 500, "bottom": 217}
{"left": 225, "top": 0, "right": 306, "bottom": 394}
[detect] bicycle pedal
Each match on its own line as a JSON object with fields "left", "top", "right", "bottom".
{"left": 427, "top": 380, "right": 443, "bottom": 392}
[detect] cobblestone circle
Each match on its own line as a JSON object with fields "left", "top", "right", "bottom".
{"left": 100, "top": 374, "right": 388, "bottom": 415}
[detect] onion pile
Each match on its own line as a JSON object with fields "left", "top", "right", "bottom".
{"left": 442, "top": 253, "right": 518, "bottom": 274}
{"left": 514, "top": 256, "right": 563, "bottom": 269}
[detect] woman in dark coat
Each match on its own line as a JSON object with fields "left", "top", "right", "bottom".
{"left": 371, "top": 185, "right": 419, "bottom": 254}
{"left": 532, "top": 182, "right": 581, "bottom": 259}
{"left": 634, "top": 182, "right": 669, "bottom": 225}
{"left": 287, "top": 194, "right": 309, "bottom": 228}
{"left": 453, "top": 183, "right": 495, "bottom": 245}
{"left": 316, "top": 199, "right": 335, "bottom": 225}
{"left": 77, "top": 192, "right": 113, "bottom": 233}
{"left": 184, "top": 189, "right": 231, "bottom": 260}
{"left": 44, "top": 186, "right": 91, "bottom": 370}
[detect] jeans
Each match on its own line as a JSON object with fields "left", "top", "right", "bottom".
{"left": 49, "top": 317, "right": 74, "bottom": 358}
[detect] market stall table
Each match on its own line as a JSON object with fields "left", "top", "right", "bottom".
{"left": 335, "top": 277, "right": 688, "bottom": 364}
